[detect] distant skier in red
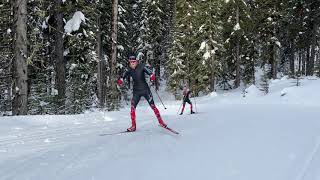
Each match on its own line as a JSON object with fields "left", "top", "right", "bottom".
{"left": 117, "top": 54, "right": 167, "bottom": 132}
{"left": 180, "top": 85, "right": 195, "bottom": 115}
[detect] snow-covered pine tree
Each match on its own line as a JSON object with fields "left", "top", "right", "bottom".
{"left": 113, "top": 0, "right": 131, "bottom": 106}
{"left": 160, "top": 0, "right": 175, "bottom": 81}
{"left": 307, "top": 1, "right": 320, "bottom": 76}
{"left": 241, "top": 0, "right": 258, "bottom": 86}
{"left": 193, "top": 0, "right": 224, "bottom": 93}
{"left": 221, "top": 0, "right": 251, "bottom": 88}
{"left": 135, "top": 0, "right": 149, "bottom": 62}
{"left": 155, "top": 0, "right": 176, "bottom": 88}
{"left": 125, "top": 0, "right": 142, "bottom": 50}
{"left": 26, "top": 0, "right": 56, "bottom": 114}
{"left": 279, "top": 0, "right": 319, "bottom": 78}
{"left": 118, "top": 0, "right": 130, "bottom": 66}
{"left": 279, "top": 0, "right": 299, "bottom": 77}
{"left": 167, "top": 0, "right": 194, "bottom": 98}
{"left": 254, "top": 0, "right": 281, "bottom": 80}
{"left": 52, "top": 1, "right": 93, "bottom": 113}
{"left": 0, "top": 0, "right": 13, "bottom": 115}
{"left": 145, "top": 0, "right": 165, "bottom": 90}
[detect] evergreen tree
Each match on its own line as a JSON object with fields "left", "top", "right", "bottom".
{"left": 168, "top": 0, "right": 194, "bottom": 98}
{"left": 0, "top": 0, "right": 13, "bottom": 115}
{"left": 221, "top": 0, "right": 251, "bottom": 88}
{"left": 193, "top": 0, "right": 224, "bottom": 93}
{"left": 255, "top": 0, "right": 281, "bottom": 79}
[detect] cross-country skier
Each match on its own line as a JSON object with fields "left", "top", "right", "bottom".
{"left": 117, "top": 55, "right": 167, "bottom": 132}
{"left": 180, "top": 85, "right": 195, "bottom": 115}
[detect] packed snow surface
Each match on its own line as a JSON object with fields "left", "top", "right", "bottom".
{"left": 0, "top": 77, "right": 320, "bottom": 180}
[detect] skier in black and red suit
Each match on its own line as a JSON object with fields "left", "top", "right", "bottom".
{"left": 117, "top": 54, "right": 167, "bottom": 132}
{"left": 179, "top": 85, "right": 195, "bottom": 115}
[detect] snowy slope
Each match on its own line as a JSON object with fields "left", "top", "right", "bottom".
{"left": 0, "top": 77, "right": 320, "bottom": 180}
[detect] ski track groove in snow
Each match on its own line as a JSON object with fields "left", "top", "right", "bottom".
{"left": 0, "top": 124, "right": 104, "bottom": 146}
{"left": 296, "top": 134, "right": 320, "bottom": 180}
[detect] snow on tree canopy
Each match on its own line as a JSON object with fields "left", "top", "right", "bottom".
{"left": 137, "top": 52, "right": 144, "bottom": 60}
{"left": 132, "top": 4, "right": 138, "bottom": 9}
{"left": 234, "top": 23, "right": 241, "bottom": 31}
{"left": 117, "top": 45, "right": 124, "bottom": 51}
{"left": 42, "top": 21, "right": 48, "bottom": 29}
{"left": 64, "top": 11, "right": 86, "bottom": 34}
{"left": 200, "top": 41, "right": 206, "bottom": 51}
{"left": 203, "top": 51, "right": 211, "bottom": 60}
{"left": 118, "top": 22, "right": 126, "bottom": 30}
{"left": 63, "top": 48, "right": 70, "bottom": 56}
{"left": 198, "top": 24, "right": 205, "bottom": 33}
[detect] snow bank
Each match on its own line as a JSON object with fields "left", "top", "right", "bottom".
{"left": 244, "top": 85, "right": 264, "bottom": 98}
{"left": 277, "top": 78, "right": 320, "bottom": 106}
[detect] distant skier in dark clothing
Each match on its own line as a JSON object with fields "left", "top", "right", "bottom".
{"left": 117, "top": 55, "right": 167, "bottom": 132}
{"left": 180, "top": 85, "right": 195, "bottom": 115}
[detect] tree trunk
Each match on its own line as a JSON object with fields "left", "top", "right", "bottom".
{"left": 271, "top": 3, "right": 278, "bottom": 79}
{"left": 302, "top": 49, "right": 306, "bottom": 75}
{"left": 298, "top": 50, "right": 302, "bottom": 75}
{"left": 12, "top": 0, "right": 28, "bottom": 115}
{"left": 235, "top": 3, "right": 240, "bottom": 88}
{"left": 155, "top": 46, "right": 161, "bottom": 91}
{"left": 271, "top": 44, "right": 277, "bottom": 79}
{"left": 289, "top": 42, "right": 295, "bottom": 77}
{"left": 306, "top": 47, "right": 310, "bottom": 76}
{"left": 110, "top": 0, "right": 119, "bottom": 110}
{"left": 210, "top": 53, "right": 216, "bottom": 91}
{"left": 54, "top": 0, "right": 66, "bottom": 114}
{"left": 310, "top": 22, "right": 318, "bottom": 76}
{"left": 318, "top": 47, "right": 320, "bottom": 77}
{"left": 96, "top": 15, "right": 106, "bottom": 108}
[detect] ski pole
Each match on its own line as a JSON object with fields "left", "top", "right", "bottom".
{"left": 148, "top": 81, "right": 167, "bottom": 110}
{"left": 154, "top": 89, "right": 167, "bottom": 109}
{"left": 177, "top": 101, "right": 183, "bottom": 114}
{"left": 193, "top": 96, "right": 198, "bottom": 113}
{"left": 122, "top": 90, "right": 129, "bottom": 106}
{"left": 118, "top": 84, "right": 128, "bottom": 106}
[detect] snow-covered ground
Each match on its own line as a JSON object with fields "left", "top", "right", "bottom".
{"left": 0, "top": 77, "right": 320, "bottom": 180}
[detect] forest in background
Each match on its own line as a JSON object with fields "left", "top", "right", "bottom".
{"left": 0, "top": 0, "right": 319, "bottom": 116}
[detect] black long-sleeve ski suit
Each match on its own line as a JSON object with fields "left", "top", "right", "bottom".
{"left": 120, "top": 63, "right": 166, "bottom": 130}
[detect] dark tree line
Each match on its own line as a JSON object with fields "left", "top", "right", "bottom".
{"left": 0, "top": 0, "right": 319, "bottom": 116}
{"left": 168, "top": 0, "right": 320, "bottom": 98}
{"left": 0, "top": 0, "right": 174, "bottom": 115}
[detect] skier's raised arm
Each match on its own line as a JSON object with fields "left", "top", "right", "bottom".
{"left": 143, "top": 64, "right": 155, "bottom": 83}
{"left": 117, "top": 70, "right": 129, "bottom": 87}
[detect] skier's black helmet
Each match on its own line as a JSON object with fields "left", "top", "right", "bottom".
{"left": 128, "top": 55, "right": 138, "bottom": 65}
{"left": 129, "top": 55, "right": 136, "bottom": 61}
